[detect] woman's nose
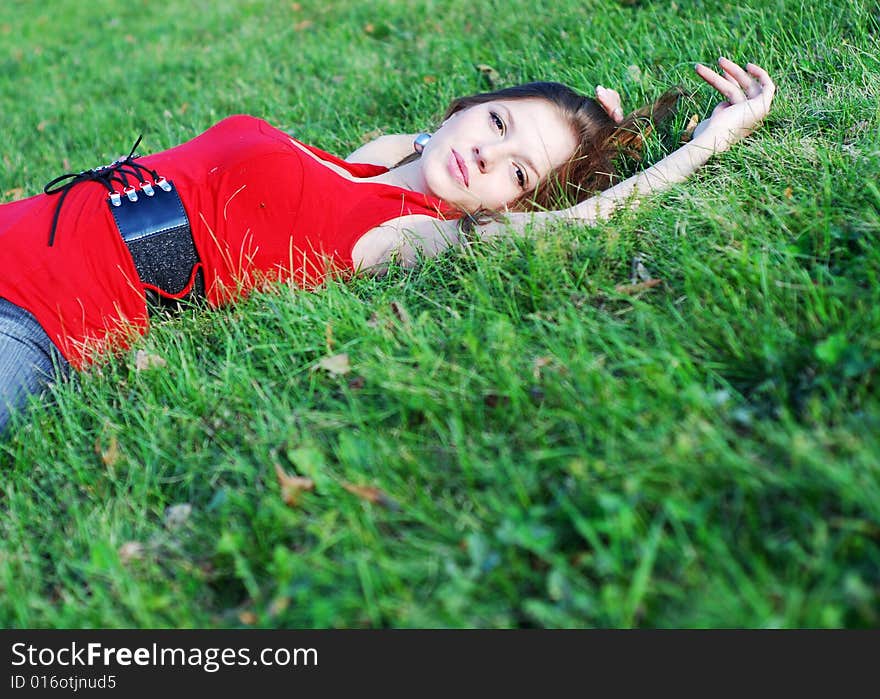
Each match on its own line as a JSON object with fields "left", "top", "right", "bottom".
{"left": 473, "top": 143, "right": 498, "bottom": 173}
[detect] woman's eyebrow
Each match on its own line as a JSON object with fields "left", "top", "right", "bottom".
{"left": 501, "top": 105, "right": 539, "bottom": 179}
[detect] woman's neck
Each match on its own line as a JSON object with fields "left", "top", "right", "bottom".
{"left": 367, "top": 159, "right": 429, "bottom": 195}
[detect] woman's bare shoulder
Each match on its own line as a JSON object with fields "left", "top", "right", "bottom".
{"left": 345, "top": 134, "right": 418, "bottom": 167}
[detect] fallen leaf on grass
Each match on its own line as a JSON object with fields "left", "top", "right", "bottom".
{"left": 342, "top": 482, "right": 400, "bottom": 510}
{"left": 532, "top": 356, "right": 553, "bottom": 380}
{"left": 368, "top": 302, "right": 415, "bottom": 333}
{"left": 269, "top": 596, "right": 290, "bottom": 617}
{"left": 95, "top": 435, "right": 120, "bottom": 467}
{"left": 681, "top": 113, "right": 700, "bottom": 142}
{"left": 614, "top": 278, "right": 663, "bottom": 295}
{"left": 135, "top": 349, "right": 167, "bottom": 371}
{"left": 389, "top": 300, "right": 411, "bottom": 326}
{"left": 285, "top": 445, "right": 331, "bottom": 491}
{"left": 325, "top": 322, "right": 334, "bottom": 352}
{"left": 476, "top": 63, "right": 501, "bottom": 87}
{"left": 312, "top": 352, "right": 351, "bottom": 376}
{"left": 274, "top": 463, "right": 315, "bottom": 507}
{"left": 164, "top": 503, "right": 192, "bottom": 530}
{"left": 118, "top": 541, "right": 144, "bottom": 563}
{"left": 483, "top": 391, "right": 510, "bottom": 408}
{"left": 238, "top": 611, "right": 257, "bottom": 625}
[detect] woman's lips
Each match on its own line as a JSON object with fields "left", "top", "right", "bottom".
{"left": 449, "top": 149, "right": 469, "bottom": 187}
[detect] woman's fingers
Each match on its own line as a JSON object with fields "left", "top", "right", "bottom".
{"left": 746, "top": 62, "right": 776, "bottom": 102}
{"left": 691, "top": 59, "right": 775, "bottom": 147}
{"left": 595, "top": 85, "right": 624, "bottom": 123}
{"left": 695, "top": 62, "right": 746, "bottom": 103}
{"left": 697, "top": 58, "right": 775, "bottom": 110}
{"left": 718, "top": 57, "right": 760, "bottom": 97}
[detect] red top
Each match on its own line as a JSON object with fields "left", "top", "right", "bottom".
{"left": 0, "top": 115, "right": 452, "bottom": 368}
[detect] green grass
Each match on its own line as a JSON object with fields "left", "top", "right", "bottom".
{"left": 1, "top": 0, "right": 878, "bottom": 628}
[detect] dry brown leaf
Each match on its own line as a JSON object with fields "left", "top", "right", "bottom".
{"left": 342, "top": 482, "right": 399, "bottom": 510}
{"left": 784, "top": 187, "right": 793, "bottom": 199}
{"left": 275, "top": 463, "right": 315, "bottom": 507}
{"left": 135, "top": 349, "right": 167, "bottom": 372}
{"left": 164, "top": 503, "right": 192, "bottom": 530}
{"left": 118, "top": 541, "right": 144, "bottom": 563}
{"left": 532, "top": 356, "right": 553, "bottom": 380}
{"left": 483, "top": 392, "right": 510, "bottom": 408}
{"left": 313, "top": 352, "right": 351, "bottom": 376}
{"left": 681, "top": 113, "right": 700, "bottom": 142}
{"left": 238, "top": 611, "right": 257, "bottom": 625}
{"left": 325, "top": 322, "right": 334, "bottom": 352}
{"left": 389, "top": 301, "right": 412, "bottom": 326}
{"left": 476, "top": 63, "right": 501, "bottom": 87}
{"left": 294, "top": 19, "right": 313, "bottom": 31}
{"left": 614, "top": 278, "right": 663, "bottom": 295}
{"left": 4, "top": 187, "right": 24, "bottom": 200}
{"left": 99, "top": 436, "right": 120, "bottom": 467}
{"left": 423, "top": 75, "right": 437, "bottom": 84}
{"left": 269, "top": 596, "right": 290, "bottom": 617}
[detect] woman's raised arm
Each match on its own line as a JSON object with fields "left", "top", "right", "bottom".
{"left": 352, "top": 60, "right": 775, "bottom": 273}
{"left": 484, "top": 59, "right": 776, "bottom": 235}
{"left": 345, "top": 133, "right": 419, "bottom": 167}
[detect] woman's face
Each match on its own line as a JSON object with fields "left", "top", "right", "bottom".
{"left": 418, "top": 97, "right": 578, "bottom": 212}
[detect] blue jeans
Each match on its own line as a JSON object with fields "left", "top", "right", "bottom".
{"left": 0, "top": 298, "right": 70, "bottom": 436}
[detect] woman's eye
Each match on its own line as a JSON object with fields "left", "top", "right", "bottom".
{"left": 490, "top": 111, "right": 504, "bottom": 132}
{"left": 515, "top": 167, "right": 525, "bottom": 188}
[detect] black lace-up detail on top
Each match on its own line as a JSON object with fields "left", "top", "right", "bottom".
{"left": 43, "top": 135, "right": 172, "bottom": 246}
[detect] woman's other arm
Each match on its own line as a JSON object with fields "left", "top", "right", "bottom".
{"left": 352, "top": 60, "right": 775, "bottom": 272}
{"left": 345, "top": 134, "right": 418, "bottom": 167}
{"left": 486, "top": 59, "right": 777, "bottom": 234}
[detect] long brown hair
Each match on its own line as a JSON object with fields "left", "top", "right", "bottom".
{"left": 396, "top": 81, "right": 683, "bottom": 215}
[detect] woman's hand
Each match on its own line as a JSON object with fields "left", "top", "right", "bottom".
{"left": 595, "top": 84, "right": 624, "bottom": 124}
{"left": 561, "top": 59, "right": 774, "bottom": 225}
{"left": 691, "top": 58, "right": 776, "bottom": 150}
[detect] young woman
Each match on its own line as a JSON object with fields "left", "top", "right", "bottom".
{"left": 0, "top": 57, "right": 775, "bottom": 434}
